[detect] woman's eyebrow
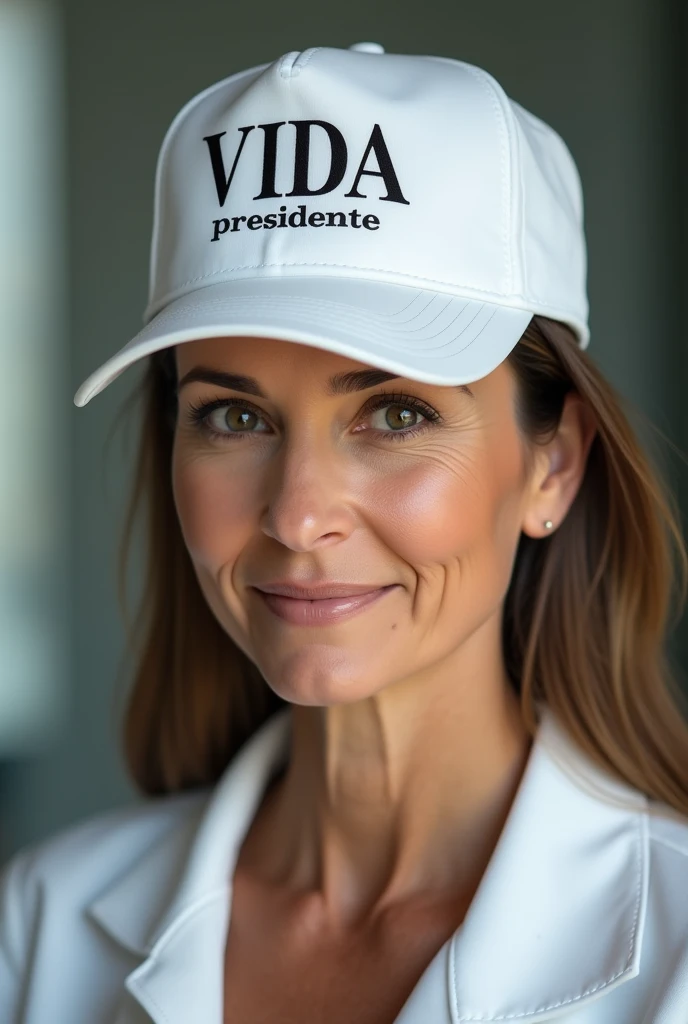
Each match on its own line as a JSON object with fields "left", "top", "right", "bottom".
{"left": 176, "top": 366, "right": 473, "bottom": 397}
{"left": 177, "top": 368, "right": 268, "bottom": 396}
{"left": 330, "top": 369, "right": 473, "bottom": 397}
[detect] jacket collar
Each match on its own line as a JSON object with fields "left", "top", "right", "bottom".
{"left": 88, "top": 704, "right": 649, "bottom": 1023}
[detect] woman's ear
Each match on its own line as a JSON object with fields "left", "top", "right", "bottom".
{"left": 521, "top": 391, "right": 598, "bottom": 539}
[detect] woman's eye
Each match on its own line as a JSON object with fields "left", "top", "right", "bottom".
{"left": 206, "top": 405, "right": 269, "bottom": 434}
{"left": 187, "top": 393, "right": 439, "bottom": 441}
{"left": 367, "top": 404, "right": 426, "bottom": 432}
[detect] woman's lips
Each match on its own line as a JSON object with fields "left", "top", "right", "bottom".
{"left": 254, "top": 585, "right": 397, "bottom": 625}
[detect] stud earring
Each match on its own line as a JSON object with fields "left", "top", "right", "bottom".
{"left": 543, "top": 520, "right": 553, "bottom": 530}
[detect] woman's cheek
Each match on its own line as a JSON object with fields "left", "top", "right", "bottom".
{"left": 172, "top": 452, "right": 259, "bottom": 569}
{"left": 362, "top": 452, "right": 494, "bottom": 566}
{"left": 361, "top": 438, "right": 525, "bottom": 612}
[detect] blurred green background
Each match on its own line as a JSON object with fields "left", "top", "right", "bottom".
{"left": 0, "top": 0, "right": 686, "bottom": 860}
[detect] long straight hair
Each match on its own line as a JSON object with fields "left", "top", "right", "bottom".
{"left": 114, "top": 315, "right": 688, "bottom": 815}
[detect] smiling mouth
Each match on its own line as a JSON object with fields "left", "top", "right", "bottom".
{"left": 253, "top": 585, "right": 398, "bottom": 625}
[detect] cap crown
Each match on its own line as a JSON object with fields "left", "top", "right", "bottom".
{"left": 147, "top": 46, "right": 588, "bottom": 344}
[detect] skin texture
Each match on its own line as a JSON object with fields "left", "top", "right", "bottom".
{"left": 172, "top": 335, "right": 597, "bottom": 965}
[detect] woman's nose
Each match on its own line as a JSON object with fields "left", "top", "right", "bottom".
{"left": 258, "top": 438, "right": 358, "bottom": 552}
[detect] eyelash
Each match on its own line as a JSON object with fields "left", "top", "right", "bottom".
{"left": 184, "top": 390, "right": 442, "bottom": 444}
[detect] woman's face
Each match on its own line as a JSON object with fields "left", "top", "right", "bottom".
{"left": 172, "top": 335, "right": 559, "bottom": 706}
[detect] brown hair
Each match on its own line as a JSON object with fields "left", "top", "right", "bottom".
{"left": 113, "top": 315, "right": 688, "bottom": 814}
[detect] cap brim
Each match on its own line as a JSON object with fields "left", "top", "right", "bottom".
{"left": 73, "top": 277, "right": 534, "bottom": 407}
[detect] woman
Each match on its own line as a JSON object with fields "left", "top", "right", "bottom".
{"left": 2, "top": 40, "right": 688, "bottom": 1024}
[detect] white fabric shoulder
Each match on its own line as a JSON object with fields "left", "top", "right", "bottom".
{"left": 0, "top": 789, "right": 209, "bottom": 1020}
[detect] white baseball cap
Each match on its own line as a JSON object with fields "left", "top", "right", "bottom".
{"left": 73, "top": 41, "right": 589, "bottom": 408}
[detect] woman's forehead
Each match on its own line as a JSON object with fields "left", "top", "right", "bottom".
{"left": 172, "top": 335, "right": 505, "bottom": 395}
{"left": 175, "top": 334, "right": 375, "bottom": 372}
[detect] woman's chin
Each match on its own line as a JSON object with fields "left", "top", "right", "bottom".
{"left": 260, "top": 647, "right": 389, "bottom": 707}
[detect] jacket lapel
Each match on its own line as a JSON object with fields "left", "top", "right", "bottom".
{"left": 87, "top": 704, "right": 650, "bottom": 1024}
{"left": 445, "top": 707, "right": 649, "bottom": 1021}
{"left": 87, "top": 709, "right": 293, "bottom": 1024}
{"left": 118, "top": 894, "right": 230, "bottom": 1024}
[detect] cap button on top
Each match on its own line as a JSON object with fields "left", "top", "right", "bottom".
{"left": 349, "top": 41, "right": 385, "bottom": 53}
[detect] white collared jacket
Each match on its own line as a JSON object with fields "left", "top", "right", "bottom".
{"left": 1, "top": 705, "right": 688, "bottom": 1023}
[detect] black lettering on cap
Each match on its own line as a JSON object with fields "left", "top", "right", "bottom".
{"left": 253, "top": 122, "right": 287, "bottom": 199}
{"left": 345, "top": 124, "right": 410, "bottom": 205}
{"left": 203, "top": 127, "right": 255, "bottom": 207}
{"left": 285, "top": 120, "right": 348, "bottom": 198}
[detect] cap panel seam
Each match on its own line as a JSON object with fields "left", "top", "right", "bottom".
{"left": 509, "top": 103, "right": 528, "bottom": 301}
{"left": 507, "top": 102, "right": 587, "bottom": 309}
{"left": 292, "top": 47, "right": 321, "bottom": 76}
{"left": 278, "top": 51, "right": 300, "bottom": 78}
{"left": 454, "top": 64, "right": 512, "bottom": 295}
